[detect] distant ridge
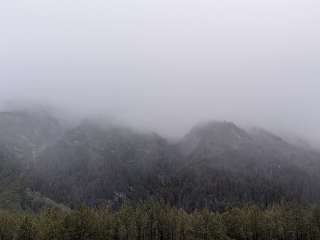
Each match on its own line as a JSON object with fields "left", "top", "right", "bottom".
{"left": 0, "top": 109, "right": 319, "bottom": 210}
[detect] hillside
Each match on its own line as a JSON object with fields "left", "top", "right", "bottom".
{"left": 31, "top": 121, "right": 174, "bottom": 206}
{"left": 0, "top": 110, "right": 66, "bottom": 210}
{"left": 0, "top": 110, "right": 320, "bottom": 211}
{"left": 170, "top": 121, "right": 320, "bottom": 209}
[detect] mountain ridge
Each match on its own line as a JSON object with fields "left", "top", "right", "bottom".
{"left": 0, "top": 109, "right": 319, "bottom": 210}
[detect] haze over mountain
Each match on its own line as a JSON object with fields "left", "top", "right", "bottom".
{"left": 1, "top": 1, "right": 320, "bottom": 239}
{"left": 0, "top": 106, "right": 319, "bottom": 211}
{"left": 1, "top": 0, "right": 320, "bottom": 144}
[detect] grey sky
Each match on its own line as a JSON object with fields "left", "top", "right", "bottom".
{"left": 1, "top": 0, "right": 320, "bottom": 141}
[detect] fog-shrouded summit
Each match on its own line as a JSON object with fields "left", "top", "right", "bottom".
{"left": 1, "top": 0, "right": 320, "bottom": 145}
{"left": 2, "top": 2, "right": 320, "bottom": 238}
{"left": 0, "top": 106, "right": 319, "bottom": 211}
{"left": 0, "top": 107, "right": 318, "bottom": 210}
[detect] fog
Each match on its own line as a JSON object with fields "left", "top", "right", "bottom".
{"left": 1, "top": 0, "right": 320, "bottom": 143}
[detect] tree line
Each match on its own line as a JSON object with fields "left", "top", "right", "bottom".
{"left": 1, "top": 201, "right": 320, "bottom": 240}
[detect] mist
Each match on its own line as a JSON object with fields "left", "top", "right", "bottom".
{"left": 1, "top": 0, "right": 320, "bottom": 143}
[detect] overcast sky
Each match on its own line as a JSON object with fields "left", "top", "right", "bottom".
{"left": 0, "top": 0, "right": 320, "bottom": 141}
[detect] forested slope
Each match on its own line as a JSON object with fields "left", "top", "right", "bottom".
{"left": 1, "top": 109, "right": 320, "bottom": 211}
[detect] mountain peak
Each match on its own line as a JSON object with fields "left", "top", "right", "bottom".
{"left": 178, "top": 121, "right": 251, "bottom": 157}
{"left": 189, "top": 121, "right": 246, "bottom": 137}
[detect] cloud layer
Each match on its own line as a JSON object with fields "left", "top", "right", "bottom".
{"left": 1, "top": 0, "right": 320, "bottom": 141}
